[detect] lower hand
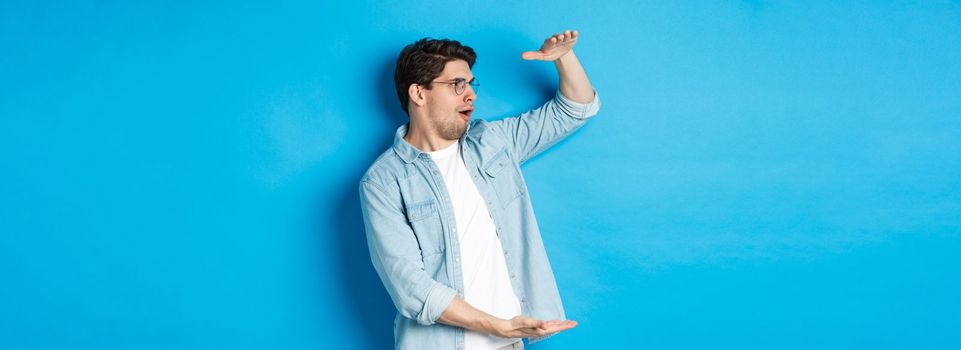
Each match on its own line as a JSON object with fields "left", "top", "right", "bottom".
{"left": 491, "top": 315, "right": 578, "bottom": 339}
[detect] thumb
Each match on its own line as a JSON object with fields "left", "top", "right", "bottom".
{"left": 521, "top": 51, "right": 544, "bottom": 60}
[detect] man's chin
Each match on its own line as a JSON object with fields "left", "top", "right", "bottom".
{"left": 436, "top": 121, "right": 468, "bottom": 140}
{"left": 443, "top": 129, "right": 466, "bottom": 140}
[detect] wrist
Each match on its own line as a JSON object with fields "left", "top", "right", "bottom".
{"left": 482, "top": 316, "right": 506, "bottom": 336}
{"left": 553, "top": 49, "right": 576, "bottom": 64}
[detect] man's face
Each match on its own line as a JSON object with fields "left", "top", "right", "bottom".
{"left": 424, "top": 59, "right": 476, "bottom": 140}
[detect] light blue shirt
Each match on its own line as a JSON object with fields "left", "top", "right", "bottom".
{"left": 359, "top": 89, "right": 601, "bottom": 350}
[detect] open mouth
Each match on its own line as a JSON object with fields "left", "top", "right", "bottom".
{"left": 458, "top": 109, "right": 473, "bottom": 119}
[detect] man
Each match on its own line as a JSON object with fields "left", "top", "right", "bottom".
{"left": 359, "top": 29, "right": 600, "bottom": 350}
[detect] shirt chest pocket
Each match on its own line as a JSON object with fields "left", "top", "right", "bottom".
{"left": 483, "top": 150, "right": 523, "bottom": 208}
{"left": 404, "top": 199, "right": 445, "bottom": 256}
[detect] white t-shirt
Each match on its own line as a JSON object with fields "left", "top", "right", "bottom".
{"left": 427, "top": 140, "right": 522, "bottom": 350}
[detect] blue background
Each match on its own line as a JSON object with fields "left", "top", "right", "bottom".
{"left": 2, "top": 1, "right": 960, "bottom": 349}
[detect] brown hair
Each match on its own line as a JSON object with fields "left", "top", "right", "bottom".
{"left": 394, "top": 38, "right": 476, "bottom": 115}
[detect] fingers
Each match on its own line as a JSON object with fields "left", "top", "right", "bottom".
{"left": 544, "top": 29, "right": 578, "bottom": 45}
{"left": 544, "top": 320, "right": 578, "bottom": 333}
{"left": 508, "top": 317, "right": 548, "bottom": 337}
{"left": 508, "top": 318, "right": 577, "bottom": 338}
{"left": 514, "top": 326, "right": 550, "bottom": 337}
{"left": 556, "top": 30, "right": 577, "bottom": 42}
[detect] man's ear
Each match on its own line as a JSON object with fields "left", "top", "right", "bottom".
{"left": 408, "top": 83, "right": 427, "bottom": 107}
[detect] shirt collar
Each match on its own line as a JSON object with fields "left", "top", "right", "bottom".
{"left": 392, "top": 120, "right": 477, "bottom": 164}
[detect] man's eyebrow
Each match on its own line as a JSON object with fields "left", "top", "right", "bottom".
{"left": 444, "top": 76, "right": 474, "bottom": 83}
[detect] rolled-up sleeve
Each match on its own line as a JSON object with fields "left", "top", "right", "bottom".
{"left": 359, "top": 180, "right": 457, "bottom": 326}
{"left": 489, "top": 89, "right": 601, "bottom": 164}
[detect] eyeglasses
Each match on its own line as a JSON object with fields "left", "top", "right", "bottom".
{"left": 430, "top": 78, "right": 479, "bottom": 95}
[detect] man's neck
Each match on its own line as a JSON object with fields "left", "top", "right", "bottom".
{"left": 403, "top": 123, "right": 457, "bottom": 152}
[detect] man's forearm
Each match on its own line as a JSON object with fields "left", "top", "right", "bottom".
{"left": 436, "top": 296, "right": 503, "bottom": 335}
{"left": 554, "top": 50, "right": 594, "bottom": 103}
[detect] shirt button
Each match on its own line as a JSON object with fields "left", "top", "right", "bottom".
{"left": 504, "top": 251, "right": 508, "bottom": 256}
{"left": 510, "top": 274, "right": 515, "bottom": 279}
{"left": 455, "top": 258, "right": 460, "bottom": 263}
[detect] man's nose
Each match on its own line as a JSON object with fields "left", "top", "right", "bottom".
{"left": 463, "top": 86, "right": 476, "bottom": 103}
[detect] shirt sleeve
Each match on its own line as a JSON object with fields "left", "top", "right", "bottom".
{"left": 487, "top": 89, "right": 601, "bottom": 164}
{"left": 359, "top": 180, "right": 458, "bottom": 326}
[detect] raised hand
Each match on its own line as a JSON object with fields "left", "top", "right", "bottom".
{"left": 522, "top": 29, "right": 579, "bottom": 62}
{"left": 491, "top": 315, "right": 578, "bottom": 339}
